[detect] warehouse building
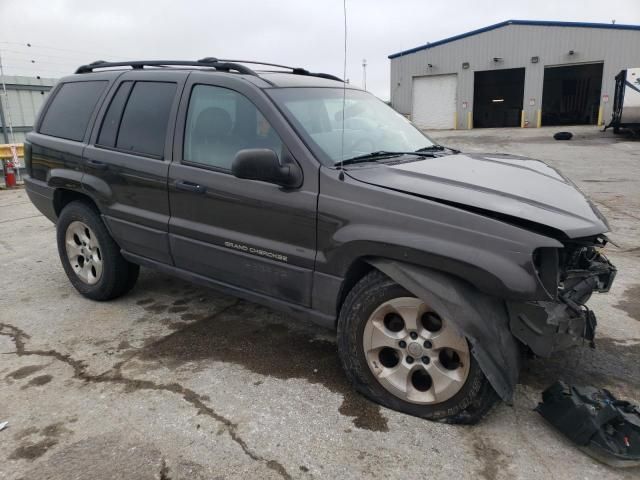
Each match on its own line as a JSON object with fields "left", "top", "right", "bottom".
{"left": 0, "top": 75, "right": 56, "bottom": 144}
{"left": 389, "top": 20, "right": 640, "bottom": 129}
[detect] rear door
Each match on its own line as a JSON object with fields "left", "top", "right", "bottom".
{"left": 83, "top": 71, "right": 187, "bottom": 264}
{"left": 167, "top": 73, "right": 318, "bottom": 306}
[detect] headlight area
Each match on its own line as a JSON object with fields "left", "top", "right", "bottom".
{"left": 532, "top": 247, "right": 560, "bottom": 299}
{"left": 508, "top": 235, "right": 617, "bottom": 358}
{"left": 558, "top": 236, "right": 617, "bottom": 301}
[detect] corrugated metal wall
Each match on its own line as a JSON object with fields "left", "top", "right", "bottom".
{"left": 390, "top": 24, "right": 640, "bottom": 129}
{"left": 0, "top": 75, "right": 57, "bottom": 143}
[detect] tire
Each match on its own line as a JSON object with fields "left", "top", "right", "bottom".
{"left": 337, "top": 270, "right": 499, "bottom": 424}
{"left": 553, "top": 131, "right": 573, "bottom": 140}
{"left": 56, "top": 200, "right": 139, "bottom": 301}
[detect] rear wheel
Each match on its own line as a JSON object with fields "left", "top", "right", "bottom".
{"left": 56, "top": 201, "right": 139, "bottom": 300}
{"left": 337, "top": 270, "right": 499, "bottom": 424}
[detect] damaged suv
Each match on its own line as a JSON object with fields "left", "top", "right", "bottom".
{"left": 24, "top": 59, "right": 616, "bottom": 423}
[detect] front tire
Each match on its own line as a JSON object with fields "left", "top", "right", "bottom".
{"left": 56, "top": 201, "right": 139, "bottom": 300}
{"left": 337, "top": 270, "right": 499, "bottom": 424}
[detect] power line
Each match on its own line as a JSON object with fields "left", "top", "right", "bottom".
{"left": 0, "top": 65, "right": 68, "bottom": 77}
{"left": 0, "top": 48, "right": 104, "bottom": 62}
{"left": 2, "top": 57, "right": 82, "bottom": 67}
{"left": 0, "top": 41, "right": 134, "bottom": 60}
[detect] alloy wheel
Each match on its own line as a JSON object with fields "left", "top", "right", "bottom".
{"left": 65, "top": 221, "right": 103, "bottom": 285}
{"left": 362, "top": 297, "right": 470, "bottom": 404}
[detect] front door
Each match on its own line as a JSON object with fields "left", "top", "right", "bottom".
{"left": 168, "top": 75, "right": 318, "bottom": 306}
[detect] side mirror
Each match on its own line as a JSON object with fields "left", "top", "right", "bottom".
{"left": 231, "top": 149, "right": 302, "bottom": 188}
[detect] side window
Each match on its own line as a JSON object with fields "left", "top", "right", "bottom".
{"left": 97, "top": 81, "right": 133, "bottom": 147}
{"left": 184, "top": 85, "right": 282, "bottom": 170}
{"left": 39, "top": 81, "right": 108, "bottom": 141}
{"left": 115, "top": 82, "right": 177, "bottom": 158}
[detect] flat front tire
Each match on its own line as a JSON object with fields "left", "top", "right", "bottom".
{"left": 56, "top": 201, "right": 139, "bottom": 300}
{"left": 337, "top": 270, "right": 499, "bottom": 424}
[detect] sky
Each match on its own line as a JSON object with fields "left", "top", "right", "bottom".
{"left": 1, "top": 0, "right": 639, "bottom": 100}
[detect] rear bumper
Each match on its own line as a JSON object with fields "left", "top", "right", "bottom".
{"left": 507, "top": 251, "right": 616, "bottom": 357}
{"left": 24, "top": 176, "right": 57, "bottom": 223}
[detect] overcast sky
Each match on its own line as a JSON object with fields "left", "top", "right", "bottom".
{"left": 1, "top": 0, "right": 639, "bottom": 99}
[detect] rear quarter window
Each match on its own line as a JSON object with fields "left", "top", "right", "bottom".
{"left": 39, "top": 81, "right": 108, "bottom": 141}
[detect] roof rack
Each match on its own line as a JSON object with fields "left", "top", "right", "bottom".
{"left": 75, "top": 58, "right": 344, "bottom": 83}
{"left": 75, "top": 59, "right": 257, "bottom": 75}
{"left": 208, "top": 59, "right": 343, "bottom": 82}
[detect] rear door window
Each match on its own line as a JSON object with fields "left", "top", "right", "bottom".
{"left": 115, "top": 82, "right": 177, "bottom": 158}
{"left": 39, "top": 81, "right": 108, "bottom": 141}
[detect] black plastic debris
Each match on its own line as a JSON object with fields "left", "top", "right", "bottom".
{"left": 536, "top": 381, "right": 640, "bottom": 467}
{"left": 553, "top": 131, "right": 573, "bottom": 140}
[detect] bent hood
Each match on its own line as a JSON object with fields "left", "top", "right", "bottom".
{"left": 346, "top": 152, "right": 609, "bottom": 239}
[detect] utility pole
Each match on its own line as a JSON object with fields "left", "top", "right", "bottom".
{"left": 0, "top": 47, "right": 21, "bottom": 181}
{"left": 0, "top": 48, "right": 16, "bottom": 145}
{"left": 362, "top": 58, "right": 367, "bottom": 90}
{"left": 0, "top": 48, "right": 9, "bottom": 144}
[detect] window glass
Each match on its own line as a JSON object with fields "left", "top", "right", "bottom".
{"left": 184, "top": 85, "right": 282, "bottom": 170}
{"left": 39, "top": 81, "right": 108, "bottom": 141}
{"left": 97, "top": 81, "right": 133, "bottom": 147}
{"left": 116, "top": 82, "right": 177, "bottom": 157}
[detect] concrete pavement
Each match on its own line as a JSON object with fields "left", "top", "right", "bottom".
{"left": 1, "top": 125, "right": 638, "bottom": 479}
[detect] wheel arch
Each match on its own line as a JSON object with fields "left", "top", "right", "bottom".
{"left": 335, "top": 257, "right": 376, "bottom": 317}
{"left": 53, "top": 188, "right": 100, "bottom": 218}
{"left": 363, "top": 258, "right": 522, "bottom": 403}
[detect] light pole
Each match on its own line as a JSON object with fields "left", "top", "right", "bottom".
{"left": 362, "top": 58, "right": 367, "bottom": 90}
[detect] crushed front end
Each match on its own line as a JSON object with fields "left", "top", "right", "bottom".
{"left": 508, "top": 235, "right": 617, "bottom": 357}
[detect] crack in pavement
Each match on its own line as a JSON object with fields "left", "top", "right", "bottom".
{"left": 159, "top": 458, "right": 171, "bottom": 480}
{"left": 0, "top": 308, "right": 292, "bottom": 480}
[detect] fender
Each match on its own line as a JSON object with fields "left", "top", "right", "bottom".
{"left": 367, "top": 258, "right": 521, "bottom": 403}
{"left": 24, "top": 169, "right": 86, "bottom": 224}
{"left": 317, "top": 169, "right": 564, "bottom": 301}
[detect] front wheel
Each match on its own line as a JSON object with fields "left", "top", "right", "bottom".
{"left": 337, "top": 270, "right": 499, "bottom": 424}
{"left": 56, "top": 200, "right": 139, "bottom": 301}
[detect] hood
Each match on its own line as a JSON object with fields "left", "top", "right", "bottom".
{"left": 346, "top": 152, "right": 609, "bottom": 239}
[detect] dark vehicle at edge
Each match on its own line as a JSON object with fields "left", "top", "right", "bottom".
{"left": 23, "top": 58, "right": 616, "bottom": 423}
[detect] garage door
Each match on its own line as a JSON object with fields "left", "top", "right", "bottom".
{"left": 411, "top": 74, "right": 457, "bottom": 129}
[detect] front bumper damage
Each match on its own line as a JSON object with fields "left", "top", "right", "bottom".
{"left": 508, "top": 241, "right": 617, "bottom": 358}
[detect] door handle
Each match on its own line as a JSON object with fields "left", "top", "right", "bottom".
{"left": 86, "top": 159, "right": 108, "bottom": 170}
{"left": 175, "top": 180, "right": 206, "bottom": 194}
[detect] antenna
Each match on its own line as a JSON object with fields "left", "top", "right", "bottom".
{"left": 362, "top": 58, "right": 367, "bottom": 90}
{"left": 339, "top": 0, "right": 347, "bottom": 172}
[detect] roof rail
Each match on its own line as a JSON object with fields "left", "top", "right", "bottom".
{"left": 202, "top": 58, "right": 344, "bottom": 82}
{"left": 75, "top": 59, "right": 258, "bottom": 75}
{"left": 75, "top": 58, "right": 343, "bottom": 83}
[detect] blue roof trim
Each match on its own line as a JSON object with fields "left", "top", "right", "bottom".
{"left": 388, "top": 19, "right": 640, "bottom": 59}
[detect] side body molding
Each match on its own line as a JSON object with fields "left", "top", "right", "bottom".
{"left": 367, "top": 258, "right": 521, "bottom": 403}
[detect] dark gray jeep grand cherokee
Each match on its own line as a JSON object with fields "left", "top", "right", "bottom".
{"left": 24, "top": 58, "right": 616, "bottom": 423}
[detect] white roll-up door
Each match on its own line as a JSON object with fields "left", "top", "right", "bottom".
{"left": 411, "top": 74, "right": 457, "bottom": 129}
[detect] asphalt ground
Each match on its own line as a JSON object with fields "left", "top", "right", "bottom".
{"left": 1, "top": 125, "right": 639, "bottom": 479}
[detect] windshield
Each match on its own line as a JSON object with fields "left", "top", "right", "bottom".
{"left": 268, "top": 87, "right": 436, "bottom": 165}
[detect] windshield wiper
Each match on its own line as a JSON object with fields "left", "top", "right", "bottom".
{"left": 416, "top": 144, "right": 460, "bottom": 154}
{"left": 416, "top": 145, "right": 444, "bottom": 152}
{"left": 337, "top": 150, "right": 436, "bottom": 167}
